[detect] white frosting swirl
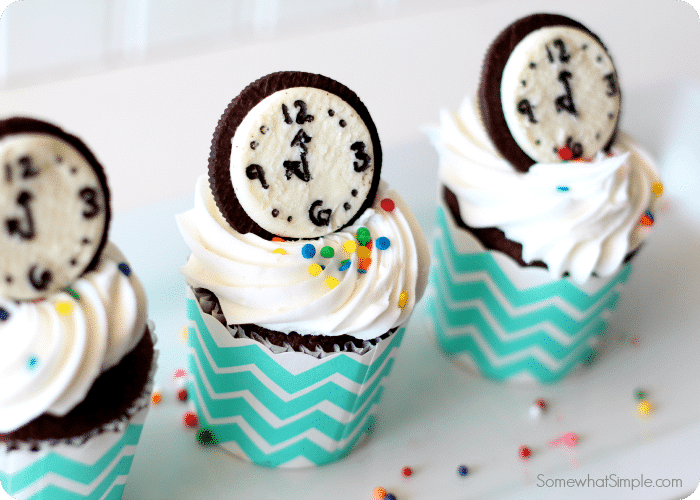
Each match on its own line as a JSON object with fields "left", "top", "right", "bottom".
{"left": 427, "top": 97, "right": 662, "bottom": 283}
{"left": 0, "top": 243, "right": 148, "bottom": 433}
{"left": 177, "top": 176, "right": 429, "bottom": 339}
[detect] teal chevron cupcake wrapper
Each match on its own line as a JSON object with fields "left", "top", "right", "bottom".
{"left": 429, "top": 205, "right": 632, "bottom": 383}
{"left": 0, "top": 406, "right": 149, "bottom": 500}
{"left": 186, "top": 288, "right": 406, "bottom": 468}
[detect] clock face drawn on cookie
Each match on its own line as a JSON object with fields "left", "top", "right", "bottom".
{"left": 0, "top": 118, "right": 110, "bottom": 300}
{"left": 209, "top": 72, "right": 382, "bottom": 240}
{"left": 479, "top": 14, "right": 621, "bottom": 171}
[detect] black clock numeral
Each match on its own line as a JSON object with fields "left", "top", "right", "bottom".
{"left": 281, "top": 103, "right": 293, "bottom": 124}
{"left": 565, "top": 136, "right": 584, "bottom": 159}
{"left": 283, "top": 129, "right": 313, "bottom": 182}
{"left": 293, "top": 100, "right": 314, "bottom": 124}
{"left": 28, "top": 265, "right": 52, "bottom": 291}
{"left": 308, "top": 200, "right": 331, "bottom": 227}
{"left": 603, "top": 73, "right": 618, "bottom": 97}
{"left": 517, "top": 99, "right": 538, "bottom": 124}
{"left": 5, "top": 190, "right": 36, "bottom": 240}
{"left": 555, "top": 70, "right": 577, "bottom": 116}
{"left": 350, "top": 142, "right": 371, "bottom": 172}
{"left": 4, "top": 156, "right": 40, "bottom": 184}
{"left": 290, "top": 129, "right": 312, "bottom": 151}
{"left": 546, "top": 39, "right": 571, "bottom": 63}
{"left": 246, "top": 164, "right": 269, "bottom": 189}
{"left": 79, "top": 187, "right": 101, "bottom": 219}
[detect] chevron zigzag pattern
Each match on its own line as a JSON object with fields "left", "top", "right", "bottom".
{"left": 186, "top": 297, "right": 405, "bottom": 467}
{"left": 429, "top": 206, "right": 632, "bottom": 383}
{"left": 0, "top": 415, "right": 146, "bottom": 500}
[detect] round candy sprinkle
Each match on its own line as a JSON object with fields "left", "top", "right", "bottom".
{"left": 357, "top": 246, "right": 371, "bottom": 259}
{"left": 177, "top": 388, "right": 189, "bottom": 402}
{"left": 652, "top": 181, "right": 664, "bottom": 197}
{"left": 117, "top": 262, "right": 131, "bottom": 277}
{"left": 380, "top": 198, "right": 395, "bottom": 212}
{"left": 359, "top": 258, "right": 372, "bottom": 271}
{"left": 325, "top": 277, "right": 339, "bottom": 289}
{"left": 372, "top": 487, "right": 386, "bottom": 499}
{"left": 529, "top": 398, "right": 547, "bottom": 418}
{"left": 309, "top": 263, "right": 323, "bottom": 277}
{"left": 55, "top": 302, "right": 73, "bottom": 316}
{"left": 457, "top": 464, "right": 469, "bottom": 476}
{"left": 558, "top": 147, "right": 573, "bottom": 161}
{"left": 339, "top": 259, "right": 351, "bottom": 272}
{"left": 320, "top": 246, "right": 335, "bottom": 258}
{"left": 398, "top": 291, "right": 408, "bottom": 308}
{"left": 272, "top": 248, "right": 287, "bottom": 255}
{"left": 173, "top": 368, "right": 187, "bottom": 382}
{"left": 301, "top": 244, "right": 316, "bottom": 259}
{"left": 196, "top": 427, "right": 218, "bottom": 446}
{"left": 0, "top": 308, "right": 9, "bottom": 321}
{"left": 151, "top": 391, "right": 162, "bottom": 405}
{"left": 27, "top": 356, "right": 39, "bottom": 371}
{"left": 637, "top": 400, "right": 652, "bottom": 416}
{"left": 376, "top": 237, "right": 390, "bottom": 250}
{"left": 365, "top": 239, "right": 373, "bottom": 250}
{"left": 635, "top": 389, "right": 646, "bottom": 400}
{"left": 401, "top": 466, "right": 413, "bottom": 478}
{"left": 342, "top": 240, "right": 357, "bottom": 254}
{"left": 385, "top": 494, "right": 396, "bottom": 500}
{"left": 640, "top": 210, "right": 654, "bottom": 227}
{"left": 183, "top": 411, "right": 199, "bottom": 428}
{"left": 356, "top": 227, "right": 371, "bottom": 245}
{"left": 518, "top": 446, "right": 531, "bottom": 459}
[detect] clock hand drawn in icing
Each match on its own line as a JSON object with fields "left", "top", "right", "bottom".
{"left": 479, "top": 14, "right": 621, "bottom": 171}
{"left": 209, "top": 71, "right": 382, "bottom": 240}
{"left": 0, "top": 118, "right": 110, "bottom": 300}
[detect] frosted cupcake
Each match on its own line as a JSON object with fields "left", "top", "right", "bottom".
{"left": 427, "top": 14, "right": 662, "bottom": 383}
{"left": 177, "top": 71, "right": 429, "bottom": 467}
{"left": 0, "top": 118, "right": 156, "bottom": 499}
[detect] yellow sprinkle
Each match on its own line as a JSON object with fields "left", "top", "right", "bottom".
{"left": 308, "top": 263, "right": 323, "bottom": 277}
{"left": 342, "top": 240, "right": 357, "bottom": 254}
{"left": 180, "top": 326, "right": 190, "bottom": 343}
{"left": 325, "top": 277, "right": 339, "bottom": 289}
{"left": 55, "top": 301, "right": 73, "bottom": 316}
{"left": 398, "top": 291, "right": 408, "bottom": 308}
{"left": 272, "top": 248, "right": 287, "bottom": 255}
{"left": 356, "top": 246, "right": 371, "bottom": 259}
{"left": 637, "top": 400, "right": 652, "bottom": 416}
{"left": 652, "top": 181, "right": 664, "bottom": 197}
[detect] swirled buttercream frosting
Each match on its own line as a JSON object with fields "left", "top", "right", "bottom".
{"left": 427, "top": 97, "right": 661, "bottom": 283}
{"left": 0, "top": 243, "right": 148, "bottom": 433}
{"left": 177, "top": 175, "right": 429, "bottom": 340}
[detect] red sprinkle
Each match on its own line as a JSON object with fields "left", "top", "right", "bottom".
{"left": 640, "top": 212, "right": 654, "bottom": 227}
{"left": 380, "top": 198, "right": 395, "bottom": 212}
{"left": 519, "top": 446, "right": 531, "bottom": 459}
{"left": 401, "top": 466, "right": 413, "bottom": 478}
{"left": 558, "top": 147, "right": 573, "bottom": 161}
{"left": 183, "top": 411, "right": 198, "bottom": 428}
{"left": 177, "top": 388, "right": 189, "bottom": 402}
{"left": 535, "top": 398, "right": 547, "bottom": 410}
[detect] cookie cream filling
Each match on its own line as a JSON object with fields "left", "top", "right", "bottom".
{"left": 427, "top": 97, "right": 661, "bottom": 283}
{"left": 177, "top": 175, "right": 429, "bottom": 340}
{"left": 0, "top": 243, "right": 148, "bottom": 433}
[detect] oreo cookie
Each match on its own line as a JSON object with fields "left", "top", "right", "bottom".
{"left": 479, "top": 13, "right": 621, "bottom": 172}
{"left": 208, "top": 71, "right": 382, "bottom": 240}
{"left": 0, "top": 118, "right": 111, "bottom": 300}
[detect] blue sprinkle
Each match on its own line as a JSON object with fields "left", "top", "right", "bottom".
{"left": 301, "top": 244, "right": 316, "bottom": 259}
{"left": 457, "top": 465, "right": 469, "bottom": 476}
{"left": 27, "top": 356, "right": 39, "bottom": 371}
{"left": 386, "top": 495, "right": 397, "bottom": 500}
{"left": 339, "top": 259, "right": 351, "bottom": 272}
{"left": 556, "top": 186, "right": 570, "bottom": 192}
{"left": 357, "top": 269, "right": 367, "bottom": 274}
{"left": 645, "top": 210, "right": 654, "bottom": 221}
{"left": 320, "top": 265, "right": 325, "bottom": 271}
{"left": 376, "top": 237, "right": 390, "bottom": 250}
{"left": 118, "top": 262, "right": 131, "bottom": 277}
{"left": 0, "top": 308, "right": 8, "bottom": 321}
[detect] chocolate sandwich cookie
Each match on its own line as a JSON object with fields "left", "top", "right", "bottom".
{"left": 209, "top": 71, "right": 382, "bottom": 240}
{"left": 0, "top": 118, "right": 111, "bottom": 300}
{"left": 479, "top": 13, "right": 621, "bottom": 172}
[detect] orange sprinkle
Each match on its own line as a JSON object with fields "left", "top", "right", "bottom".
{"left": 652, "top": 181, "right": 664, "bottom": 197}
{"left": 357, "top": 246, "right": 371, "bottom": 259}
{"left": 151, "top": 392, "right": 162, "bottom": 405}
{"left": 359, "top": 257, "right": 372, "bottom": 271}
{"left": 373, "top": 487, "right": 387, "bottom": 499}
{"left": 272, "top": 237, "right": 285, "bottom": 242}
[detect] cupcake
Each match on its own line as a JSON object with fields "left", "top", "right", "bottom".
{"left": 0, "top": 118, "right": 156, "bottom": 499}
{"left": 427, "top": 14, "right": 662, "bottom": 383}
{"left": 177, "top": 71, "right": 429, "bottom": 467}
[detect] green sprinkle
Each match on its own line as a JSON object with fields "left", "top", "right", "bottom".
{"left": 320, "top": 246, "right": 335, "bottom": 258}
